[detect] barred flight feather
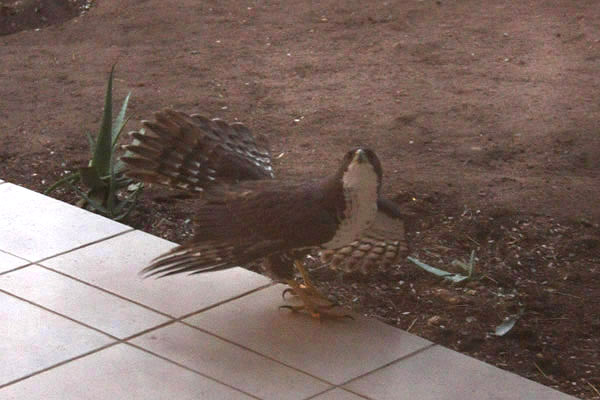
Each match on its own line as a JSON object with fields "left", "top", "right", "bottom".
{"left": 123, "top": 109, "right": 274, "bottom": 194}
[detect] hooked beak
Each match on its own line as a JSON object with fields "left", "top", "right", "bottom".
{"left": 353, "top": 149, "right": 368, "bottom": 164}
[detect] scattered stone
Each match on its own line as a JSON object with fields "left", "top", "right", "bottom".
{"left": 435, "top": 288, "right": 461, "bottom": 304}
{"left": 427, "top": 315, "right": 443, "bottom": 326}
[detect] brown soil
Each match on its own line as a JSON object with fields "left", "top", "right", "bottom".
{"left": 0, "top": 0, "right": 91, "bottom": 36}
{"left": 1, "top": 1, "right": 599, "bottom": 398}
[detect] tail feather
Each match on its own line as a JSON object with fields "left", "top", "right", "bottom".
{"left": 123, "top": 109, "right": 274, "bottom": 193}
{"left": 142, "top": 237, "right": 284, "bottom": 278}
{"left": 142, "top": 242, "right": 238, "bottom": 278}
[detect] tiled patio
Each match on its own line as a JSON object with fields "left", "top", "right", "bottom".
{"left": 0, "top": 181, "right": 576, "bottom": 399}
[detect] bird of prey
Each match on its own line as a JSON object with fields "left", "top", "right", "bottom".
{"left": 123, "top": 109, "right": 407, "bottom": 318}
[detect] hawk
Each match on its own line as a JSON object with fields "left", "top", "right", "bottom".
{"left": 123, "top": 109, "right": 407, "bottom": 318}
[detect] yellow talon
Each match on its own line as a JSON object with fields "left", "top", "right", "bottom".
{"left": 279, "top": 260, "right": 353, "bottom": 320}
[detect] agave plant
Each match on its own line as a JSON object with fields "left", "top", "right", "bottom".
{"left": 45, "top": 65, "right": 142, "bottom": 220}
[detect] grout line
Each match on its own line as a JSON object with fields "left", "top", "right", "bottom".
{"left": 5, "top": 263, "right": 275, "bottom": 343}
{"left": 174, "top": 281, "right": 275, "bottom": 321}
{"left": 178, "top": 319, "right": 335, "bottom": 387}
{"left": 117, "top": 279, "right": 339, "bottom": 388}
{"left": 122, "top": 282, "right": 274, "bottom": 342}
{"left": 31, "top": 227, "right": 136, "bottom": 265}
{"left": 37, "top": 264, "right": 177, "bottom": 319}
{"left": 0, "top": 288, "right": 121, "bottom": 341}
{"left": 0, "top": 290, "right": 253, "bottom": 392}
{"left": 338, "top": 343, "right": 437, "bottom": 389}
{"left": 0, "top": 342, "right": 120, "bottom": 390}
{"left": 0, "top": 290, "right": 256, "bottom": 392}
{"left": 330, "top": 387, "right": 375, "bottom": 400}
{"left": 0, "top": 263, "right": 35, "bottom": 276}
{"left": 0, "top": 248, "right": 31, "bottom": 263}
{"left": 122, "top": 283, "right": 342, "bottom": 387}
{"left": 4, "top": 251, "right": 275, "bottom": 338}
{"left": 0, "top": 281, "right": 324, "bottom": 395}
{"left": 173, "top": 289, "right": 433, "bottom": 390}
{"left": 0, "top": 250, "right": 35, "bottom": 275}
{"left": 125, "top": 342, "right": 262, "bottom": 399}
{"left": 38, "top": 264, "right": 274, "bottom": 322}
{"left": 303, "top": 387, "right": 373, "bottom": 400}
{"left": 120, "top": 319, "right": 179, "bottom": 342}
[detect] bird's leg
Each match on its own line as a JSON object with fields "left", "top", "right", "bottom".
{"left": 280, "top": 260, "right": 352, "bottom": 320}
{"left": 293, "top": 259, "right": 319, "bottom": 295}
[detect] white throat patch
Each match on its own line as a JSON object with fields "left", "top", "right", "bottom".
{"left": 322, "top": 159, "right": 379, "bottom": 249}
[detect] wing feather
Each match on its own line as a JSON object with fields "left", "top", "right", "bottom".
{"left": 141, "top": 179, "right": 338, "bottom": 278}
{"left": 123, "top": 109, "right": 274, "bottom": 193}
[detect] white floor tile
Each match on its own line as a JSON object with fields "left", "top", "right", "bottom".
{"left": 0, "top": 265, "right": 169, "bottom": 338}
{"left": 186, "top": 285, "right": 431, "bottom": 384}
{"left": 0, "top": 344, "right": 253, "bottom": 399}
{"left": 0, "top": 184, "right": 130, "bottom": 261}
{"left": 131, "top": 322, "right": 331, "bottom": 400}
{"left": 0, "top": 292, "right": 113, "bottom": 386}
{"left": 344, "top": 345, "right": 576, "bottom": 400}
{"left": 41, "top": 230, "right": 271, "bottom": 317}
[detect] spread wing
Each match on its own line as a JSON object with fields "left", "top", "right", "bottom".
{"left": 142, "top": 179, "right": 339, "bottom": 278}
{"left": 320, "top": 198, "right": 408, "bottom": 274}
{"left": 122, "top": 109, "right": 274, "bottom": 193}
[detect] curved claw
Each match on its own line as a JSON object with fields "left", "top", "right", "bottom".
{"left": 281, "top": 274, "right": 352, "bottom": 320}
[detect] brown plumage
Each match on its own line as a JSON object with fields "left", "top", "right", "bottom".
{"left": 123, "top": 109, "right": 407, "bottom": 286}
{"left": 142, "top": 178, "right": 344, "bottom": 279}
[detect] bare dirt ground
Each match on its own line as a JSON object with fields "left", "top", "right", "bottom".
{"left": 1, "top": 1, "right": 599, "bottom": 398}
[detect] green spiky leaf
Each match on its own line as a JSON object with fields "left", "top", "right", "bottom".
{"left": 494, "top": 309, "right": 525, "bottom": 336}
{"left": 407, "top": 257, "right": 470, "bottom": 284}
{"left": 44, "top": 172, "right": 80, "bottom": 195}
{"left": 91, "top": 64, "right": 115, "bottom": 178}
{"left": 85, "top": 131, "right": 96, "bottom": 155}
{"left": 112, "top": 91, "right": 131, "bottom": 149}
{"left": 107, "top": 146, "right": 118, "bottom": 212}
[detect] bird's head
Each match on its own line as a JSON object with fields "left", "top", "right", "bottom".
{"left": 338, "top": 148, "right": 383, "bottom": 193}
